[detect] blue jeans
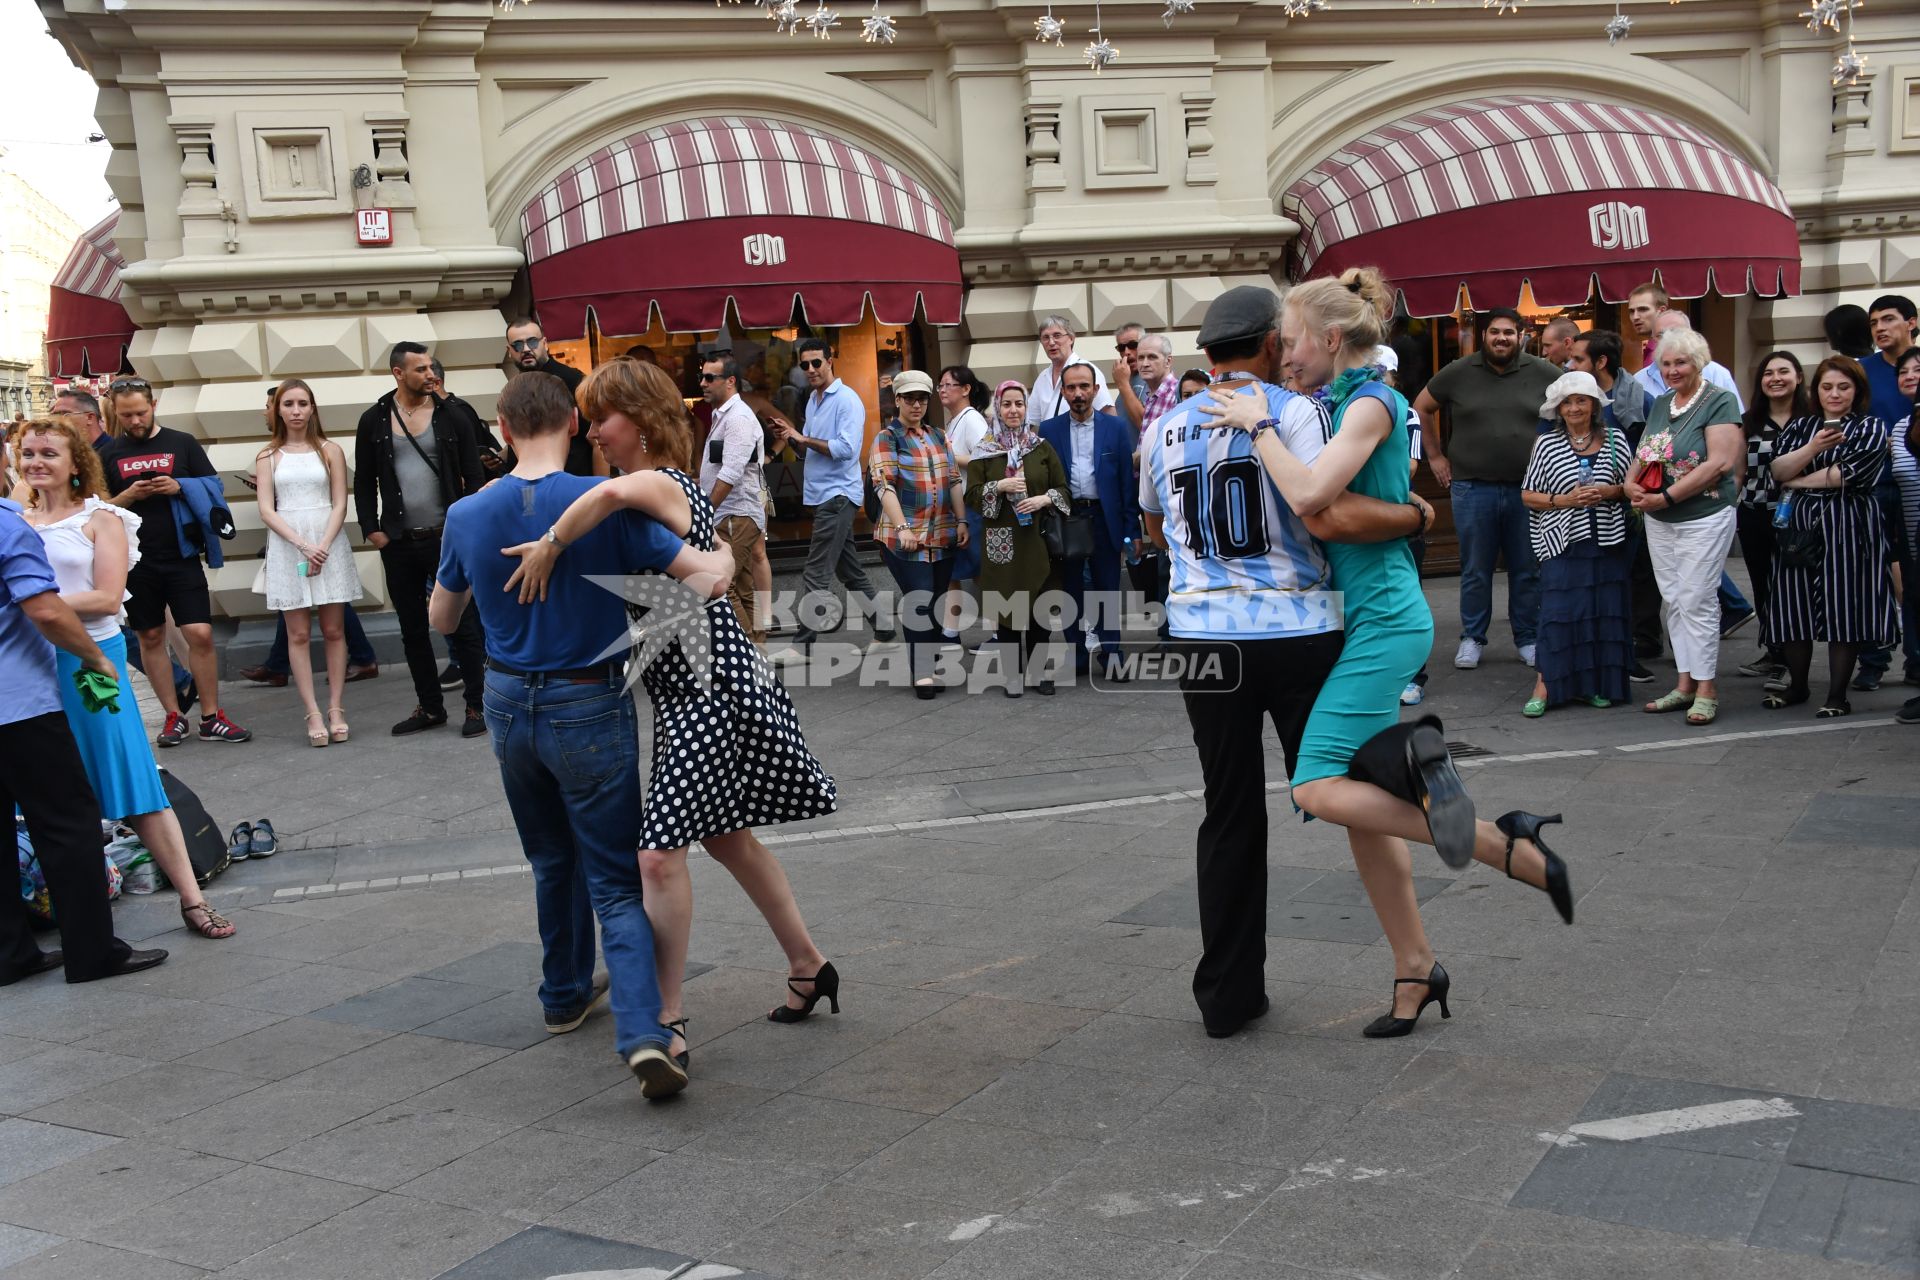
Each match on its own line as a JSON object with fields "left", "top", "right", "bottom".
{"left": 481, "top": 671, "right": 666, "bottom": 1057}
{"left": 1450, "top": 479, "right": 1539, "bottom": 646}
{"left": 880, "top": 548, "right": 955, "bottom": 681}
{"left": 263, "top": 604, "right": 379, "bottom": 674}
{"left": 1717, "top": 574, "right": 1751, "bottom": 618}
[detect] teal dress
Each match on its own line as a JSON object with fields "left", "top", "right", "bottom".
{"left": 1293, "top": 381, "right": 1434, "bottom": 786}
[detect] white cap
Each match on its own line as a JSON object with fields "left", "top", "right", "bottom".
{"left": 1371, "top": 345, "right": 1399, "bottom": 373}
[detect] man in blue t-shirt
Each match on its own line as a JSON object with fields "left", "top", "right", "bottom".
{"left": 430, "top": 372, "right": 731, "bottom": 1100}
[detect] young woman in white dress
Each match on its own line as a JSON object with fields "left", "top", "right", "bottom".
{"left": 255, "top": 380, "right": 363, "bottom": 746}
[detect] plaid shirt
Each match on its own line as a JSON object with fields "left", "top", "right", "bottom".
{"left": 871, "top": 421, "right": 960, "bottom": 561}
{"left": 1142, "top": 375, "right": 1181, "bottom": 431}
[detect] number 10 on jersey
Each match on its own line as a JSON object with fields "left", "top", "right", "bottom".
{"left": 1168, "top": 458, "right": 1271, "bottom": 559}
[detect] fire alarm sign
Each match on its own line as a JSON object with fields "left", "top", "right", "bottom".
{"left": 356, "top": 208, "right": 392, "bottom": 246}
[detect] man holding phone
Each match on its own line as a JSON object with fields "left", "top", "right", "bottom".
{"left": 699, "top": 355, "right": 769, "bottom": 644}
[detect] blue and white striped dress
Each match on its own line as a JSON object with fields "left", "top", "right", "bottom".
{"left": 1764, "top": 414, "right": 1898, "bottom": 647}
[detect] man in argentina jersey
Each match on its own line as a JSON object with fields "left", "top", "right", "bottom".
{"left": 1139, "top": 286, "right": 1429, "bottom": 1039}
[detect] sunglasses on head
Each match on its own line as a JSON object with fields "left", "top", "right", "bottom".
{"left": 799, "top": 358, "right": 826, "bottom": 370}
{"left": 508, "top": 338, "right": 542, "bottom": 352}
{"left": 109, "top": 378, "right": 151, "bottom": 393}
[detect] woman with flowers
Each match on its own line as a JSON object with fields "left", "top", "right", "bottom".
{"left": 1519, "top": 371, "right": 1635, "bottom": 716}
{"left": 1625, "top": 327, "right": 1744, "bottom": 725}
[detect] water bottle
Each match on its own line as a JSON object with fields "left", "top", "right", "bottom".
{"left": 1008, "top": 464, "right": 1032, "bottom": 527}
{"left": 1772, "top": 493, "right": 1792, "bottom": 529}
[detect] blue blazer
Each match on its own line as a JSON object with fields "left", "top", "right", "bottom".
{"left": 1038, "top": 410, "right": 1140, "bottom": 552}
{"left": 171, "top": 475, "right": 235, "bottom": 567}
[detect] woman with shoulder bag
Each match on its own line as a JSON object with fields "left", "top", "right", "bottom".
{"left": 870, "top": 370, "right": 969, "bottom": 699}
{"left": 1763, "top": 355, "right": 1899, "bottom": 716}
{"left": 1735, "top": 353, "right": 1808, "bottom": 685}
{"left": 966, "top": 381, "right": 1070, "bottom": 696}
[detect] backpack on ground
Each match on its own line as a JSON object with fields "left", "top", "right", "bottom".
{"left": 158, "top": 769, "right": 231, "bottom": 887}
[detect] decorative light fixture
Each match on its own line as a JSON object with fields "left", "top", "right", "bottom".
{"left": 1605, "top": 0, "right": 1632, "bottom": 43}
{"left": 1801, "top": 0, "right": 1861, "bottom": 31}
{"left": 1084, "top": 1, "right": 1118, "bottom": 73}
{"left": 860, "top": 0, "right": 896, "bottom": 42}
{"left": 1163, "top": 0, "right": 1196, "bottom": 26}
{"left": 496, "top": 0, "right": 532, "bottom": 10}
{"left": 1034, "top": 4, "right": 1066, "bottom": 45}
{"left": 1830, "top": 0, "right": 1869, "bottom": 87}
{"left": 1282, "top": 0, "right": 1330, "bottom": 14}
{"left": 768, "top": 0, "right": 803, "bottom": 34}
{"left": 1483, "top": 0, "right": 1526, "bottom": 13}
{"left": 804, "top": 1, "right": 841, "bottom": 39}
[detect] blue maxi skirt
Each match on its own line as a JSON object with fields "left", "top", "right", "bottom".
{"left": 1537, "top": 538, "right": 1632, "bottom": 705}
{"left": 56, "top": 630, "right": 170, "bottom": 820}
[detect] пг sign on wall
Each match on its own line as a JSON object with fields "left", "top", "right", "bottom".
{"left": 356, "top": 208, "right": 393, "bottom": 246}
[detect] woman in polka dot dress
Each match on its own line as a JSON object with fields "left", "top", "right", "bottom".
{"left": 506, "top": 360, "right": 841, "bottom": 1072}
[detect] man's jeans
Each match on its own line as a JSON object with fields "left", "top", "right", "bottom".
{"left": 262, "top": 605, "right": 379, "bottom": 674}
{"left": 481, "top": 671, "right": 667, "bottom": 1057}
{"left": 793, "top": 495, "right": 892, "bottom": 646}
{"left": 1450, "top": 478, "right": 1539, "bottom": 646}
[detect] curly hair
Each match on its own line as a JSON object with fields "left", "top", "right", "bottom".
{"left": 16, "top": 416, "right": 107, "bottom": 506}
{"left": 576, "top": 358, "right": 693, "bottom": 471}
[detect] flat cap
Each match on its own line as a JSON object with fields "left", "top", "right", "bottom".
{"left": 891, "top": 369, "right": 934, "bottom": 397}
{"left": 1196, "top": 285, "right": 1281, "bottom": 349}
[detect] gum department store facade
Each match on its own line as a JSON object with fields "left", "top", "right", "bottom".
{"left": 34, "top": 0, "right": 1920, "bottom": 614}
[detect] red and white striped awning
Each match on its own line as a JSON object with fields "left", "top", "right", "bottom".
{"left": 46, "top": 210, "right": 137, "bottom": 377}
{"left": 1282, "top": 96, "right": 1801, "bottom": 316}
{"left": 522, "top": 115, "right": 963, "bottom": 336}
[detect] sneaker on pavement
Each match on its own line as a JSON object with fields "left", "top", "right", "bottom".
{"left": 627, "top": 1043, "right": 689, "bottom": 1099}
{"left": 1629, "top": 662, "right": 1655, "bottom": 684}
{"left": 1852, "top": 671, "right": 1882, "bottom": 692}
{"left": 864, "top": 634, "right": 903, "bottom": 653}
{"left": 239, "top": 665, "right": 287, "bottom": 687}
{"left": 157, "top": 712, "right": 190, "bottom": 748}
{"left": 391, "top": 706, "right": 448, "bottom": 736}
{"left": 1518, "top": 643, "right": 1537, "bottom": 668}
{"left": 1736, "top": 656, "right": 1779, "bottom": 678}
{"left": 1719, "top": 608, "right": 1756, "bottom": 639}
{"left": 545, "top": 975, "right": 610, "bottom": 1035}
{"left": 197, "top": 711, "right": 252, "bottom": 743}
{"left": 1453, "top": 639, "right": 1483, "bottom": 670}
{"left": 437, "top": 663, "right": 463, "bottom": 688}
{"left": 1897, "top": 696, "right": 1920, "bottom": 724}
{"left": 765, "top": 644, "right": 807, "bottom": 667}
{"left": 461, "top": 708, "right": 487, "bottom": 738}
{"left": 1400, "top": 682, "right": 1425, "bottom": 706}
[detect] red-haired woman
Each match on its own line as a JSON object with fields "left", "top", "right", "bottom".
{"left": 15, "top": 416, "right": 234, "bottom": 939}
{"left": 255, "top": 380, "right": 362, "bottom": 745}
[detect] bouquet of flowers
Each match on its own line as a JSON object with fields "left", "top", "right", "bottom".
{"left": 1635, "top": 430, "right": 1673, "bottom": 490}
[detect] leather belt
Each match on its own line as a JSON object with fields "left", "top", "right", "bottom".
{"left": 485, "top": 659, "right": 622, "bottom": 683}
{"left": 397, "top": 526, "right": 444, "bottom": 541}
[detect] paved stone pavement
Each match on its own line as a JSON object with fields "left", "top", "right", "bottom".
{"left": 2, "top": 568, "right": 1917, "bottom": 1278}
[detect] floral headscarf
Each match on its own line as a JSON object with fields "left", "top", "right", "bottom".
{"left": 987, "top": 380, "right": 1040, "bottom": 459}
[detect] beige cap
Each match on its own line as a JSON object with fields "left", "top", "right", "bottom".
{"left": 892, "top": 369, "right": 935, "bottom": 397}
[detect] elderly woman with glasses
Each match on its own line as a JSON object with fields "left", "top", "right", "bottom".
{"left": 871, "top": 369, "right": 970, "bottom": 699}
{"left": 1519, "top": 372, "right": 1635, "bottom": 717}
{"left": 1625, "top": 327, "right": 1744, "bottom": 726}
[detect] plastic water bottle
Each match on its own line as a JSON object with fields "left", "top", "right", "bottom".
{"left": 1772, "top": 493, "right": 1792, "bottom": 529}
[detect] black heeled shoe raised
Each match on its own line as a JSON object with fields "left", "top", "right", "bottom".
{"left": 1362, "top": 962, "right": 1450, "bottom": 1038}
{"left": 768, "top": 961, "right": 840, "bottom": 1023}
{"left": 660, "top": 1017, "right": 690, "bottom": 1069}
{"left": 1497, "top": 811, "right": 1574, "bottom": 925}
{"left": 1407, "top": 723, "right": 1475, "bottom": 869}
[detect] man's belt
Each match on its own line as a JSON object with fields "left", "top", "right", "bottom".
{"left": 485, "top": 659, "right": 622, "bottom": 681}
{"left": 396, "top": 526, "right": 444, "bottom": 541}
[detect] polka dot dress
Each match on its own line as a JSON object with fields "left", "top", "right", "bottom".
{"left": 627, "top": 470, "right": 838, "bottom": 850}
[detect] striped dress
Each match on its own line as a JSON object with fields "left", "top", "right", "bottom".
{"left": 1764, "top": 414, "right": 1898, "bottom": 647}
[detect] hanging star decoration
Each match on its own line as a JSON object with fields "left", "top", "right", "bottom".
{"left": 1282, "top": 0, "right": 1330, "bottom": 14}
{"left": 1084, "top": 30, "right": 1119, "bottom": 72}
{"left": 860, "top": 2, "right": 897, "bottom": 43}
{"left": 1605, "top": 10, "right": 1633, "bottom": 43}
{"left": 1482, "top": 0, "right": 1526, "bottom": 13}
{"left": 496, "top": 0, "right": 532, "bottom": 10}
{"left": 804, "top": 1, "right": 841, "bottom": 38}
{"left": 1832, "top": 42, "right": 1869, "bottom": 88}
{"left": 1800, "top": 0, "right": 1860, "bottom": 32}
{"left": 768, "top": 0, "right": 803, "bottom": 34}
{"left": 1034, "top": 6, "right": 1066, "bottom": 46}
{"left": 1163, "top": 0, "right": 1197, "bottom": 26}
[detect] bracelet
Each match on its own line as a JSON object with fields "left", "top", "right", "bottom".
{"left": 1406, "top": 499, "right": 1428, "bottom": 533}
{"left": 1549, "top": 494, "right": 1557, "bottom": 508}
{"left": 1663, "top": 491, "right": 1677, "bottom": 508}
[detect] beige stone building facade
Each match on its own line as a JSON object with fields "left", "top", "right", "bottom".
{"left": 33, "top": 0, "right": 1920, "bottom": 613}
{"left": 0, "top": 163, "right": 82, "bottom": 418}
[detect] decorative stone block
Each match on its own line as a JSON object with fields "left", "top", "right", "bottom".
{"left": 363, "top": 313, "right": 437, "bottom": 373}
{"left": 147, "top": 380, "right": 202, "bottom": 435}
{"left": 264, "top": 315, "right": 366, "bottom": 378}
{"left": 131, "top": 324, "right": 197, "bottom": 385}
{"left": 1081, "top": 95, "right": 1171, "bottom": 191}
{"left": 1029, "top": 283, "right": 1091, "bottom": 337}
{"left": 235, "top": 111, "right": 352, "bottom": 220}
{"left": 188, "top": 321, "right": 268, "bottom": 380}
{"left": 194, "top": 379, "right": 281, "bottom": 443}
{"left": 428, "top": 308, "right": 511, "bottom": 369}
{"left": 1090, "top": 279, "right": 1170, "bottom": 333}
{"left": 1170, "top": 276, "right": 1228, "bottom": 329}
{"left": 1882, "top": 234, "right": 1920, "bottom": 287}
{"left": 1025, "top": 96, "right": 1066, "bottom": 194}
{"left": 961, "top": 285, "right": 1041, "bottom": 343}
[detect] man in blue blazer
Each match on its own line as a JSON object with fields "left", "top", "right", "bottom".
{"left": 1039, "top": 359, "right": 1140, "bottom": 678}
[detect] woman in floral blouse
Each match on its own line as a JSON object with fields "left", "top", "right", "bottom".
{"left": 871, "top": 369, "right": 970, "bottom": 699}
{"left": 966, "top": 381, "right": 1070, "bottom": 696}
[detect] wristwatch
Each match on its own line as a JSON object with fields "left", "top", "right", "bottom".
{"left": 1251, "top": 418, "right": 1278, "bottom": 440}
{"left": 544, "top": 525, "right": 568, "bottom": 547}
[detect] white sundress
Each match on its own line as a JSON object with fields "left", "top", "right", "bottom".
{"left": 259, "top": 449, "right": 364, "bottom": 611}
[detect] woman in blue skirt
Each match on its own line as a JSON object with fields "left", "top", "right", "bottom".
{"left": 16, "top": 417, "right": 234, "bottom": 939}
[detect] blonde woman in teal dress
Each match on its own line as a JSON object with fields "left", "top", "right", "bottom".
{"left": 1202, "top": 268, "right": 1575, "bottom": 1038}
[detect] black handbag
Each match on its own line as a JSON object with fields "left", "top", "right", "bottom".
{"left": 1775, "top": 525, "right": 1824, "bottom": 571}
{"left": 1038, "top": 507, "right": 1095, "bottom": 561}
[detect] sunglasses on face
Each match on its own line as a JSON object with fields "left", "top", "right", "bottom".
{"left": 1116, "top": 340, "right": 1139, "bottom": 353}
{"left": 799, "top": 358, "right": 826, "bottom": 370}
{"left": 508, "top": 338, "right": 542, "bottom": 353}
{"left": 699, "top": 373, "right": 724, "bottom": 383}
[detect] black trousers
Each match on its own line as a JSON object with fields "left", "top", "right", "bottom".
{"left": 0, "top": 712, "right": 131, "bottom": 983}
{"left": 1180, "top": 631, "right": 1343, "bottom": 1030}
{"left": 1735, "top": 504, "right": 1779, "bottom": 658}
{"left": 1628, "top": 520, "right": 1664, "bottom": 653}
{"left": 381, "top": 535, "right": 485, "bottom": 714}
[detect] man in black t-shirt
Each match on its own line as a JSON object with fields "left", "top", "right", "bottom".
{"left": 97, "top": 380, "right": 251, "bottom": 746}
{"left": 504, "top": 317, "right": 602, "bottom": 478}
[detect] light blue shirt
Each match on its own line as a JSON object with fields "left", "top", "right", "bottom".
{"left": 1637, "top": 358, "right": 1744, "bottom": 412}
{"left": 0, "top": 501, "right": 64, "bottom": 727}
{"left": 1068, "top": 414, "right": 1097, "bottom": 499}
{"left": 802, "top": 378, "right": 867, "bottom": 507}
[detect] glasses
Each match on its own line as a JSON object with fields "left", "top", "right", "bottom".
{"left": 937, "top": 381, "right": 959, "bottom": 390}
{"left": 108, "top": 378, "right": 150, "bottom": 392}
{"left": 799, "top": 358, "right": 826, "bottom": 370}
{"left": 699, "top": 373, "right": 724, "bottom": 383}
{"left": 507, "top": 338, "right": 543, "bottom": 353}
{"left": 1116, "top": 340, "right": 1139, "bottom": 352}
{"left": 897, "top": 392, "right": 931, "bottom": 403}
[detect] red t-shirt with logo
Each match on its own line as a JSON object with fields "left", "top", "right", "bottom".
{"left": 98, "top": 424, "right": 217, "bottom": 562}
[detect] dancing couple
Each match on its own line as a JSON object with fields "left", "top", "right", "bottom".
{"left": 1144, "top": 276, "right": 1574, "bottom": 1042}
{"left": 436, "top": 368, "right": 839, "bottom": 1100}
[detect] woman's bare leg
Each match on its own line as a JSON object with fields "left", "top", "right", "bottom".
{"left": 1341, "top": 829, "right": 1438, "bottom": 1016}
{"left": 284, "top": 607, "right": 317, "bottom": 716}
{"left": 1292, "top": 777, "right": 1552, "bottom": 888}
{"left": 637, "top": 846, "right": 693, "bottom": 1055}
{"left": 317, "top": 603, "right": 347, "bottom": 714}
{"left": 126, "top": 808, "right": 233, "bottom": 937}
{"left": 701, "top": 828, "right": 828, "bottom": 1012}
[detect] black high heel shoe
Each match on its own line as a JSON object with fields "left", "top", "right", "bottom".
{"left": 660, "top": 1017, "right": 690, "bottom": 1069}
{"left": 768, "top": 961, "right": 840, "bottom": 1023}
{"left": 1497, "top": 811, "right": 1574, "bottom": 925}
{"left": 1362, "top": 961, "right": 1450, "bottom": 1038}
{"left": 1407, "top": 724, "right": 1475, "bottom": 869}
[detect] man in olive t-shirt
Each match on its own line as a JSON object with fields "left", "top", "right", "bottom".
{"left": 1414, "top": 308, "right": 1561, "bottom": 670}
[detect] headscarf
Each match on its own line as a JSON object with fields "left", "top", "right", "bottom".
{"left": 987, "top": 380, "right": 1040, "bottom": 459}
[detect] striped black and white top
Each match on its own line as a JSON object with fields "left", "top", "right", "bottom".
{"left": 1522, "top": 424, "right": 1633, "bottom": 561}
{"left": 1764, "top": 413, "right": 1898, "bottom": 647}
{"left": 1741, "top": 414, "right": 1786, "bottom": 509}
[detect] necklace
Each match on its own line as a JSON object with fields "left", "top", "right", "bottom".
{"left": 1669, "top": 385, "right": 1704, "bottom": 418}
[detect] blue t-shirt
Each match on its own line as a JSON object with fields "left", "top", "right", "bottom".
{"left": 0, "top": 500, "right": 63, "bottom": 727}
{"left": 437, "top": 474, "right": 685, "bottom": 672}
{"left": 1864, "top": 349, "right": 1910, "bottom": 434}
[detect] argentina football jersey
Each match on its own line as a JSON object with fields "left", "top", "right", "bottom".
{"left": 1139, "top": 381, "right": 1341, "bottom": 640}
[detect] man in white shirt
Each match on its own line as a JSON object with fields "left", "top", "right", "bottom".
{"left": 1026, "top": 314, "right": 1115, "bottom": 426}
{"left": 1635, "top": 310, "right": 1744, "bottom": 409}
{"left": 699, "top": 355, "right": 769, "bottom": 644}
